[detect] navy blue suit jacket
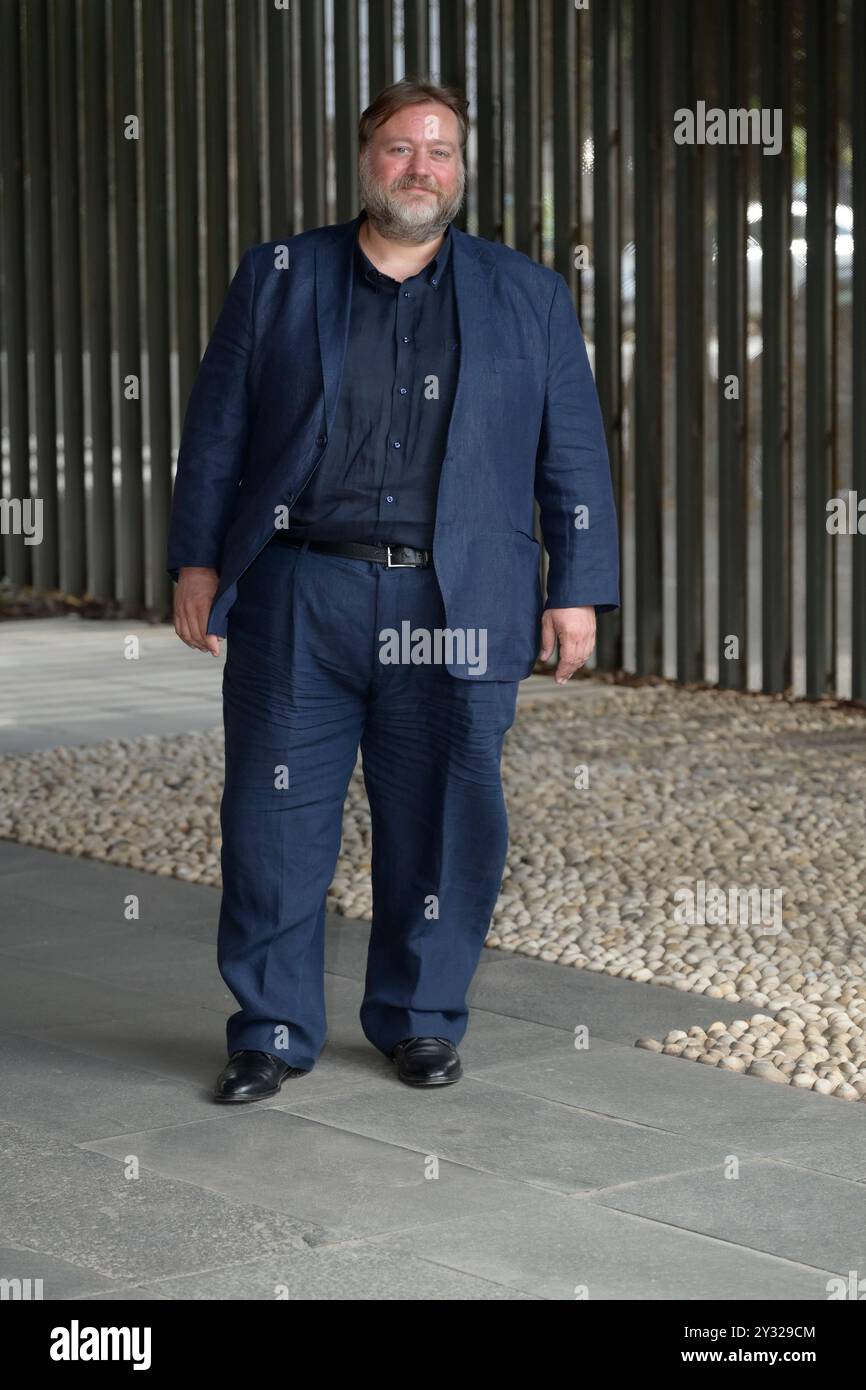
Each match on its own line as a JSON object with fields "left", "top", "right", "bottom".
{"left": 167, "top": 213, "right": 620, "bottom": 681}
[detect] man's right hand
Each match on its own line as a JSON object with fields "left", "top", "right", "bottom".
{"left": 174, "top": 567, "right": 221, "bottom": 656}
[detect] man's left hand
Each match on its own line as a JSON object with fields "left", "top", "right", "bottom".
{"left": 538, "top": 606, "right": 596, "bottom": 684}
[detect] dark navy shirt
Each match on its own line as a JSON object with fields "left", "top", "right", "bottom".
{"left": 284, "top": 212, "right": 460, "bottom": 548}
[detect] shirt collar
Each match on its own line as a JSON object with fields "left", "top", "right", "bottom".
{"left": 355, "top": 209, "right": 452, "bottom": 289}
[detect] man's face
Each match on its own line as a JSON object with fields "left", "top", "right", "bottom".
{"left": 358, "top": 101, "right": 466, "bottom": 242}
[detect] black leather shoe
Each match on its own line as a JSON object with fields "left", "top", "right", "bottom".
{"left": 213, "top": 1049, "right": 308, "bottom": 1103}
{"left": 390, "top": 1037, "right": 462, "bottom": 1086}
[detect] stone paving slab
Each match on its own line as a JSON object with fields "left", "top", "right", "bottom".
{"left": 0, "top": 837, "right": 858, "bottom": 1299}
{"left": 73, "top": 1288, "right": 173, "bottom": 1300}
{"left": 128, "top": 1244, "right": 540, "bottom": 1301}
{"left": 0, "top": 921, "right": 231, "bottom": 1011}
{"left": 6, "top": 977, "right": 589, "bottom": 1111}
{"left": 0, "top": 618, "right": 224, "bottom": 752}
{"left": 0, "top": 855, "right": 222, "bottom": 930}
{"left": 0, "top": 954, "right": 193, "bottom": 1034}
{"left": 471, "top": 1035, "right": 865, "bottom": 1143}
{"left": 0, "top": 1118, "right": 326, "bottom": 1285}
{"left": 463, "top": 953, "right": 753, "bottom": 1043}
{"left": 366, "top": 1194, "right": 840, "bottom": 1301}
{"left": 0, "top": 1241, "right": 121, "bottom": 1300}
{"left": 83, "top": 1109, "right": 542, "bottom": 1243}
{"left": 276, "top": 1079, "right": 731, "bottom": 1194}
{"left": 591, "top": 1159, "right": 866, "bottom": 1273}
{"left": 0, "top": 1032, "right": 227, "bottom": 1142}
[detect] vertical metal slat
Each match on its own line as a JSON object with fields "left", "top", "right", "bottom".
{"left": 512, "top": 0, "right": 540, "bottom": 260}
{"left": 853, "top": 0, "right": 866, "bottom": 699}
{"left": 81, "top": 0, "right": 114, "bottom": 599}
{"left": 673, "top": 0, "right": 704, "bottom": 683}
{"left": 173, "top": 0, "right": 200, "bottom": 430}
{"left": 112, "top": 0, "right": 144, "bottom": 611}
{"left": 715, "top": 0, "right": 747, "bottom": 690}
{"left": 475, "top": 0, "right": 502, "bottom": 243}
{"left": 204, "top": 0, "right": 230, "bottom": 327}
{"left": 299, "top": 0, "right": 326, "bottom": 230}
{"left": 632, "top": 0, "right": 663, "bottom": 673}
{"left": 760, "top": 0, "right": 791, "bottom": 693}
{"left": 334, "top": 0, "right": 360, "bottom": 223}
{"left": 143, "top": 0, "right": 172, "bottom": 617}
{"left": 1, "top": 0, "right": 31, "bottom": 591}
{"left": 593, "top": 0, "right": 622, "bottom": 672}
{"left": 25, "top": 0, "right": 59, "bottom": 590}
{"left": 804, "top": 0, "right": 835, "bottom": 697}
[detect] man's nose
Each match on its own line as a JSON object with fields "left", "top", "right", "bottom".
{"left": 406, "top": 153, "right": 434, "bottom": 181}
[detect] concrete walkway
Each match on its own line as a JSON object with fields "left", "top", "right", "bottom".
{"left": 2, "top": 838, "right": 864, "bottom": 1300}
{"left": 0, "top": 617, "right": 226, "bottom": 751}
{"left": 1, "top": 619, "right": 864, "bottom": 1299}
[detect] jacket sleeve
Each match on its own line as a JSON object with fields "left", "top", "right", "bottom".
{"left": 166, "top": 248, "right": 256, "bottom": 581}
{"left": 534, "top": 271, "right": 620, "bottom": 613}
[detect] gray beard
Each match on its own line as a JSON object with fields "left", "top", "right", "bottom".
{"left": 358, "top": 155, "right": 465, "bottom": 244}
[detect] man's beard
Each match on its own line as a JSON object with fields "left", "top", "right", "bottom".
{"left": 358, "top": 149, "right": 465, "bottom": 243}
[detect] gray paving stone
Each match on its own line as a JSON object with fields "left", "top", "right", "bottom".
{"left": 0, "top": 951, "right": 547, "bottom": 1104}
{"left": 322, "top": 913, "right": 377, "bottom": 981}
{"left": 0, "top": 921, "right": 232, "bottom": 1010}
{"left": 138, "top": 1243, "right": 539, "bottom": 1300}
{"left": 0, "top": 833, "right": 859, "bottom": 1299}
{"left": 0, "top": 619, "right": 223, "bottom": 749}
{"left": 694, "top": 1107, "right": 866, "bottom": 1183}
{"left": 277, "top": 1077, "right": 728, "bottom": 1193}
{"left": 591, "top": 1158, "right": 866, "bottom": 1273}
{"left": 0, "top": 841, "right": 54, "bottom": 874}
{"left": 367, "top": 1191, "right": 840, "bottom": 1301}
{"left": 0, "top": 857, "right": 222, "bottom": 934}
{"left": 84, "top": 1108, "right": 543, "bottom": 1241}
{"left": 7, "top": 1000, "right": 229, "bottom": 1086}
{"left": 465, "top": 954, "right": 759, "bottom": 1042}
{"left": 0, "top": 1120, "right": 326, "bottom": 1283}
{"left": 13, "top": 975, "right": 379, "bottom": 1100}
{"left": 0, "top": 893, "right": 116, "bottom": 956}
{"left": 473, "top": 1034, "right": 848, "bottom": 1137}
{"left": 0, "top": 1033, "right": 226, "bottom": 1140}
{"left": 0, "top": 1241, "right": 119, "bottom": 1300}
{"left": 73, "top": 1287, "right": 173, "bottom": 1300}
{"left": 454, "top": 1011, "right": 579, "bottom": 1073}
{"left": 0, "top": 955, "right": 180, "bottom": 1033}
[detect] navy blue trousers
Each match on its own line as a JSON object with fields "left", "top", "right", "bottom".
{"left": 217, "top": 540, "right": 519, "bottom": 1069}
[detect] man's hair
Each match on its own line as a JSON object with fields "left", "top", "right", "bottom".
{"left": 358, "top": 77, "right": 469, "bottom": 153}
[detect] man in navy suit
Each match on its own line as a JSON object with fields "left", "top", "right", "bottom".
{"left": 168, "top": 78, "right": 619, "bottom": 1101}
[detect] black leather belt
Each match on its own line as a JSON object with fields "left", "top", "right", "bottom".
{"left": 273, "top": 533, "right": 433, "bottom": 568}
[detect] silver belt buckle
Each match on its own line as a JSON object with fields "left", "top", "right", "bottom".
{"left": 386, "top": 544, "right": 415, "bottom": 568}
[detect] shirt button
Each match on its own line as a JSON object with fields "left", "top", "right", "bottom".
{"left": 386, "top": 495, "right": 395, "bottom": 503}
{"left": 399, "top": 387, "right": 407, "bottom": 395}
{"left": 402, "top": 336, "right": 409, "bottom": 344}
{"left": 431, "top": 278, "right": 437, "bottom": 286}
{"left": 403, "top": 291, "right": 411, "bottom": 298}
{"left": 393, "top": 441, "right": 401, "bottom": 449}
{"left": 315, "top": 434, "right": 326, "bottom": 446}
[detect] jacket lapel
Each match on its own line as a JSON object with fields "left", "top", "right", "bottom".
{"left": 444, "top": 223, "right": 495, "bottom": 465}
{"left": 313, "top": 215, "right": 359, "bottom": 437}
